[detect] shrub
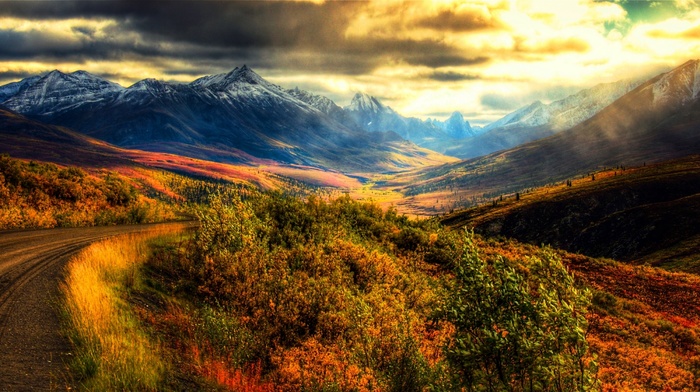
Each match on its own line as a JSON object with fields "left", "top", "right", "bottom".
{"left": 438, "top": 229, "right": 597, "bottom": 391}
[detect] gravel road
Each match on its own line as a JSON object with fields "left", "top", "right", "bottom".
{"left": 0, "top": 222, "right": 192, "bottom": 391}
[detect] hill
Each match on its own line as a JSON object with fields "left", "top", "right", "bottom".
{"left": 441, "top": 155, "right": 700, "bottom": 273}
{"left": 0, "top": 107, "right": 372, "bottom": 192}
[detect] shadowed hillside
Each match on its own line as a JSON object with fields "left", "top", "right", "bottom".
{"left": 442, "top": 156, "right": 700, "bottom": 272}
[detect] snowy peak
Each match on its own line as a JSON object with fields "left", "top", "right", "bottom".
{"left": 126, "top": 78, "right": 177, "bottom": 96}
{"left": 484, "top": 101, "right": 549, "bottom": 132}
{"left": 40, "top": 70, "right": 122, "bottom": 93}
{"left": 190, "top": 65, "right": 275, "bottom": 91}
{"left": 548, "top": 78, "right": 643, "bottom": 131}
{"left": 3, "top": 69, "right": 123, "bottom": 114}
{"left": 346, "top": 92, "right": 389, "bottom": 114}
{"left": 0, "top": 75, "right": 41, "bottom": 102}
{"left": 287, "top": 87, "right": 342, "bottom": 116}
{"left": 444, "top": 111, "right": 475, "bottom": 138}
{"left": 483, "top": 76, "right": 644, "bottom": 135}
{"left": 650, "top": 59, "right": 700, "bottom": 108}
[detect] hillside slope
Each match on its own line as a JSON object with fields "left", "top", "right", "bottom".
{"left": 442, "top": 156, "right": 700, "bottom": 272}
{"left": 0, "top": 108, "right": 365, "bottom": 191}
{"left": 445, "top": 78, "right": 643, "bottom": 159}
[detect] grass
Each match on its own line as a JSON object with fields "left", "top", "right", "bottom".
{"left": 60, "top": 223, "right": 190, "bottom": 390}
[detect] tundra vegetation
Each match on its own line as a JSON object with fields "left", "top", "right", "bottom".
{"left": 64, "top": 187, "right": 598, "bottom": 391}
{"left": 0, "top": 155, "right": 174, "bottom": 229}
{"left": 50, "top": 156, "right": 700, "bottom": 390}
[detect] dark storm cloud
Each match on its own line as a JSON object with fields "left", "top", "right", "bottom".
{"left": 0, "top": 1, "right": 356, "bottom": 49}
{"left": 0, "top": 0, "right": 488, "bottom": 75}
{"left": 0, "top": 70, "right": 38, "bottom": 81}
{"left": 404, "top": 54, "right": 489, "bottom": 68}
{"left": 427, "top": 70, "right": 480, "bottom": 82}
{"left": 0, "top": 28, "right": 123, "bottom": 62}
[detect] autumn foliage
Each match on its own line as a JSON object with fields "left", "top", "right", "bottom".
{"left": 138, "top": 190, "right": 596, "bottom": 391}
{"left": 0, "top": 155, "right": 174, "bottom": 229}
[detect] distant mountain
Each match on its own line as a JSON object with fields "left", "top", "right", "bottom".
{"left": 341, "top": 92, "right": 479, "bottom": 151}
{"left": 446, "top": 78, "right": 644, "bottom": 159}
{"left": 343, "top": 92, "right": 443, "bottom": 143}
{"left": 1, "top": 66, "right": 454, "bottom": 173}
{"left": 442, "top": 111, "right": 476, "bottom": 139}
{"left": 401, "top": 59, "right": 700, "bottom": 207}
{"left": 0, "top": 76, "right": 41, "bottom": 102}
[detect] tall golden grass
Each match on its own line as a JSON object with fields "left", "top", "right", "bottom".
{"left": 61, "top": 224, "right": 189, "bottom": 390}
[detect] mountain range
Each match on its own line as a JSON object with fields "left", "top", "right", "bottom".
{"left": 390, "top": 59, "right": 700, "bottom": 214}
{"left": 2, "top": 59, "right": 700, "bottom": 212}
{"left": 444, "top": 78, "right": 644, "bottom": 159}
{"left": 0, "top": 66, "right": 453, "bottom": 173}
{"left": 0, "top": 64, "right": 644, "bottom": 171}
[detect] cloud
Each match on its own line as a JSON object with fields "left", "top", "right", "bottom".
{"left": 0, "top": 1, "right": 356, "bottom": 49}
{"left": 0, "top": 0, "right": 698, "bottom": 125}
{"left": 515, "top": 36, "right": 591, "bottom": 54}
{"left": 412, "top": 3, "right": 502, "bottom": 32}
{"left": 480, "top": 85, "right": 583, "bottom": 111}
{"left": 427, "top": 70, "right": 481, "bottom": 82}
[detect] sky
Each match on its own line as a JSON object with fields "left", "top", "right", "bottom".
{"left": 1, "top": 0, "right": 699, "bottom": 125}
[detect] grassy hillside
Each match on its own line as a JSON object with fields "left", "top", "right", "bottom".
{"left": 0, "top": 155, "right": 175, "bottom": 229}
{"left": 442, "top": 155, "right": 700, "bottom": 272}
{"left": 63, "top": 190, "right": 598, "bottom": 391}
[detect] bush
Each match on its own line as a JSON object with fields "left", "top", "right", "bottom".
{"left": 438, "top": 229, "right": 597, "bottom": 391}
{"left": 140, "top": 191, "right": 597, "bottom": 391}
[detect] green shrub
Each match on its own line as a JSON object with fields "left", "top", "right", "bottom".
{"left": 438, "top": 229, "right": 597, "bottom": 391}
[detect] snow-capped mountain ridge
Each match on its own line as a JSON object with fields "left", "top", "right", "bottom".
{"left": 0, "top": 65, "right": 454, "bottom": 172}
{"left": 4, "top": 70, "right": 123, "bottom": 115}
{"left": 191, "top": 65, "right": 279, "bottom": 92}
{"left": 346, "top": 92, "right": 392, "bottom": 115}
{"left": 2, "top": 60, "right": 698, "bottom": 166}
{"left": 0, "top": 75, "right": 41, "bottom": 102}
{"left": 649, "top": 59, "right": 700, "bottom": 108}
{"left": 126, "top": 78, "right": 179, "bottom": 97}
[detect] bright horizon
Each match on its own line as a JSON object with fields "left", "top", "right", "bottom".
{"left": 1, "top": 0, "right": 699, "bottom": 125}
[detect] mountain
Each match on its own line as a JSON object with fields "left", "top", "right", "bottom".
{"left": 446, "top": 78, "right": 644, "bottom": 159}
{"left": 442, "top": 111, "right": 475, "bottom": 139}
{"left": 285, "top": 87, "right": 359, "bottom": 128}
{"left": 342, "top": 92, "right": 472, "bottom": 150}
{"left": 1, "top": 67, "right": 454, "bottom": 173}
{"left": 5, "top": 70, "right": 124, "bottom": 116}
{"left": 389, "top": 59, "right": 700, "bottom": 214}
{"left": 0, "top": 76, "right": 41, "bottom": 102}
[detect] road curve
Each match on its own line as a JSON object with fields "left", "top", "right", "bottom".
{"left": 0, "top": 222, "right": 193, "bottom": 391}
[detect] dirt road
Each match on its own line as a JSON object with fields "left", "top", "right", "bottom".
{"left": 0, "top": 222, "right": 192, "bottom": 391}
